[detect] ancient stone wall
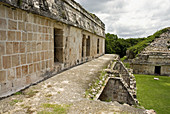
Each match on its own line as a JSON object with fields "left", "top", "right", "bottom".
{"left": 99, "top": 78, "right": 135, "bottom": 105}
{"left": 86, "top": 56, "right": 137, "bottom": 105}
{"left": 113, "top": 62, "right": 130, "bottom": 87}
{"left": 132, "top": 63, "right": 170, "bottom": 76}
{"left": 1, "top": 0, "right": 105, "bottom": 37}
{"left": 0, "top": 1, "right": 105, "bottom": 98}
{"left": 131, "top": 30, "right": 170, "bottom": 76}
{"left": 132, "top": 64, "right": 155, "bottom": 75}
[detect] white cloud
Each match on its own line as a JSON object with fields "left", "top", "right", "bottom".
{"left": 75, "top": 0, "right": 170, "bottom": 38}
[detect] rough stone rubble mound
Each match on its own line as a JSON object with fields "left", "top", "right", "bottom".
{"left": 143, "top": 30, "right": 170, "bottom": 53}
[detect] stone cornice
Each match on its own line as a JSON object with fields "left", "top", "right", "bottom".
{"left": 0, "top": 0, "right": 105, "bottom": 37}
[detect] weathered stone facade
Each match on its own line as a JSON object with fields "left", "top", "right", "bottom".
{"left": 0, "top": 0, "right": 105, "bottom": 97}
{"left": 131, "top": 29, "right": 170, "bottom": 76}
{"left": 99, "top": 78, "right": 135, "bottom": 105}
{"left": 86, "top": 56, "right": 137, "bottom": 105}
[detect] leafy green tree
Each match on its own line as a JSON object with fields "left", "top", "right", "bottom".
{"left": 105, "top": 33, "right": 145, "bottom": 58}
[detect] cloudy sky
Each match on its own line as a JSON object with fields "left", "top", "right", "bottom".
{"left": 74, "top": 0, "right": 170, "bottom": 38}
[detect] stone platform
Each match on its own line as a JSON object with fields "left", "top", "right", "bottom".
{"left": 0, "top": 54, "right": 146, "bottom": 113}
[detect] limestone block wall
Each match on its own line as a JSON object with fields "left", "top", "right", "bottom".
{"left": 132, "top": 64, "right": 170, "bottom": 76}
{"left": 113, "top": 62, "right": 130, "bottom": 87}
{"left": 161, "top": 65, "right": 170, "bottom": 76}
{"left": 99, "top": 78, "right": 135, "bottom": 105}
{"left": 131, "top": 53, "right": 170, "bottom": 76}
{"left": 148, "top": 55, "right": 170, "bottom": 64}
{"left": 0, "top": 4, "right": 54, "bottom": 97}
{"left": 132, "top": 64, "right": 155, "bottom": 75}
{"left": 0, "top": 2, "right": 105, "bottom": 97}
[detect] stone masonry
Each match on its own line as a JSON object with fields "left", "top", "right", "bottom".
{"left": 86, "top": 56, "right": 137, "bottom": 105}
{"left": 0, "top": 0, "right": 105, "bottom": 97}
{"left": 131, "top": 28, "right": 170, "bottom": 76}
{"left": 99, "top": 78, "right": 136, "bottom": 105}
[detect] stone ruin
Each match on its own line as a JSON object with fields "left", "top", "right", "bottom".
{"left": 86, "top": 56, "right": 138, "bottom": 105}
{"left": 0, "top": 0, "right": 138, "bottom": 108}
{"left": 0, "top": 0, "right": 105, "bottom": 98}
{"left": 131, "top": 28, "right": 170, "bottom": 76}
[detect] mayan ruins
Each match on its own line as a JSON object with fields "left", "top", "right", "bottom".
{"left": 131, "top": 28, "right": 170, "bottom": 76}
{"left": 0, "top": 0, "right": 168, "bottom": 114}
{"left": 0, "top": 0, "right": 106, "bottom": 97}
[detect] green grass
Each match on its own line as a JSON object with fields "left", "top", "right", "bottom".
{"left": 134, "top": 74, "right": 170, "bottom": 114}
{"left": 9, "top": 99, "right": 23, "bottom": 105}
{"left": 38, "top": 104, "right": 70, "bottom": 114}
{"left": 14, "top": 91, "right": 23, "bottom": 95}
{"left": 25, "top": 90, "right": 39, "bottom": 98}
{"left": 120, "top": 56, "right": 127, "bottom": 61}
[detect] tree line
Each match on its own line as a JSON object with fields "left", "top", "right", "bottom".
{"left": 105, "top": 27, "right": 169, "bottom": 58}
{"left": 105, "top": 33, "right": 145, "bottom": 58}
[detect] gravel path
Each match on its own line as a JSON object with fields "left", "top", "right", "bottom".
{"left": 0, "top": 54, "right": 146, "bottom": 114}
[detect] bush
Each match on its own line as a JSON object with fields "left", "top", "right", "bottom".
{"left": 120, "top": 56, "right": 127, "bottom": 61}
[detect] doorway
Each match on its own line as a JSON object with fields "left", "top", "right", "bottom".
{"left": 54, "top": 28, "right": 64, "bottom": 63}
{"left": 86, "top": 36, "right": 90, "bottom": 56}
{"left": 97, "top": 39, "right": 99, "bottom": 54}
{"left": 82, "top": 34, "right": 86, "bottom": 58}
{"left": 155, "top": 66, "right": 161, "bottom": 75}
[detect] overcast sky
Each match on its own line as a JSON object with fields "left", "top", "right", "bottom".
{"left": 74, "top": 0, "right": 170, "bottom": 38}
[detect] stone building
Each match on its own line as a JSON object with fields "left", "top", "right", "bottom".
{"left": 131, "top": 29, "right": 170, "bottom": 76}
{"left": 0, "top": 0, "right": 105, "bottom": 97}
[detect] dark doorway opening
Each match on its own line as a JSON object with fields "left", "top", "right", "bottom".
{"left": 54, "top": 28, "right": 64, "bottom": 63}
{"left": 155, "top": 66, "right": 161, "bottom": 75}
{"left": 86, "top": 36, "right": 90, "bottom": 56}
{"left": 82, "top": 34, "right": 86, "bottom": 58}
{"left": 97, "top": 39, "right": 99, "bottom": 54}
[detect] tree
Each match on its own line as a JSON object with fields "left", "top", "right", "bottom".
{"left": 105, "top": 33, "right": 145, "bottom": 58}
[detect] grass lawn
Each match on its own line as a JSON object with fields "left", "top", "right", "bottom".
{"left": 134, "top": 74, "right": 170, "bottom": 114}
